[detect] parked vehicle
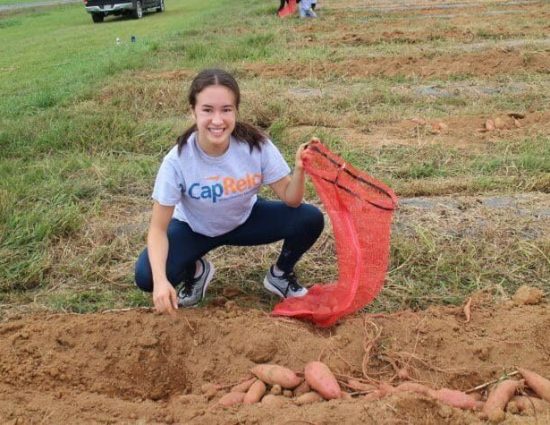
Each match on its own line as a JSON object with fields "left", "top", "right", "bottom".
{"left": 83, "top": 0, "right": 164, "bottom": 23}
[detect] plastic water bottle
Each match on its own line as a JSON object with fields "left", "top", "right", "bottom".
{"left": 116, "top": 37, "right": 121, "bottom": 45}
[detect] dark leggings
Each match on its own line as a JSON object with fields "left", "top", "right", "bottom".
{"left": 134, "top": 198, "right": 324, "bottom": 292}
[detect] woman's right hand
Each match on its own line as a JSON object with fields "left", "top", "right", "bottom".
{"left": 152, "top": 278, "right": 178, "bottom": 316}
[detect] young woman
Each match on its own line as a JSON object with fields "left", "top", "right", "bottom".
{"left": 134, "top": 69, "right": 324, "bottom": 315}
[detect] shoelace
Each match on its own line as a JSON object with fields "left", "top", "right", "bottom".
{"left": 182, "top": 280, "right": 194, "bottom": 297}
{"left": 284, "top": 271, "right": 301, "bottom": 292}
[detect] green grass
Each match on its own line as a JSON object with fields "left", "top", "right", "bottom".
{"left": 1, "top": 0, "right": 548, "bottom": 315}
{"left": 0, "top": 0, "right": 57, "bottom": 5}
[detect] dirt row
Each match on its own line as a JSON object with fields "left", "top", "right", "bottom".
{"left": 1, "top": 289, "right": 548, "bottom": 424}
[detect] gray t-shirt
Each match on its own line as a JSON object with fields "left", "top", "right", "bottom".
{"left": 152, "top": 133, "right": 291, "bottom": 237}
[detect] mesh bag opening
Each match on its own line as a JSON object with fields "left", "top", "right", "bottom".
{"left": 272, "top": 141, "right": 398, "bottom": 327}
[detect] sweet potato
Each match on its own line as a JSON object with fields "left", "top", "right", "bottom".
{"left": 270, "top": 384, "right": 282, "bottom": 395}
{"left": 231, "top": 377, "right": 256, "bottom": 393}
{"left": 201, "top": 383, "right": 220, "bottom": 400}
{"left": 217, "top": 391, "right": 245, "bottom": 407}
{"left": 506, "top": 395, "right": 550, "bottom": 415}
{"left": 363, "top": 390, "right": 384, "bottom": 401}
{"left": 428, "top": 388, "right": 483, "bottom": 411}
{"left": 260, "top": 394, "right": 288, "bottom": 407}
{"left": 395, "top": 382, "right": 431, "bottom": 396}
{"left": 243, "top": 379, "right": 266, "bottom": 405}
{"left": 293, "top": 380, "right": 311, "bottom": 397}
{"left": 363, "top": 383, "right": 395, "bottom": 401}
{"left": 304, "top": 361, "right": 341, "bottom": 400}
{"left": 340, "top": 391, "right": 353, "bottom": 400}
{"left": 346, "top": 379, "right": 377, "bottom": 392}
{"left": 482, "top": 379, "right": 524, "bottom": 423}
{"left": 251, "top": 364, "right": 302, "bottom": 389}
{"left": 295, "top": 391, "right": 323, "bottom": 405}
{"left": 518, "top": 367, "right": 550, "bottom": 403}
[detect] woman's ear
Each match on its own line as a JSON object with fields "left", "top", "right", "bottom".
{"left": 190, "top": 106, "right": 196, "bottom": 121}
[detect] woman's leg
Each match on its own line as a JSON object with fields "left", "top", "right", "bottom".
{"left": 134, "top": 219, "right": 222, "bottom": 292}
{"left": 222, "top": 198, "right": 324, "bottom": 273}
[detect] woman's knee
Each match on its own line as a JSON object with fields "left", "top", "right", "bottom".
{"left": 299, "top": 203, "right": 325, "bottom": 234}
{"left": 134, "top": 250, "right": 153, "bottom": 292}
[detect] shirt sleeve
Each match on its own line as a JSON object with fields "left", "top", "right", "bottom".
{"left": 261, "top": 140, "right": 291, "bottom": 185}
{"left": 152, "top": 156, "right": 185, "bottom": 206}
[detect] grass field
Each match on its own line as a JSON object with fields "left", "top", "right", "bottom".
{"left": 0, "top": 0, "right": 548, "bottom": 316}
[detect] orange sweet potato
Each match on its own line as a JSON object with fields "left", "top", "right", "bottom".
{"left": 482, "top": 379, "right": 524, "bottom": 422}
{"left": 295, "top": 391, "right": 324, "bottom": 405}
{"left": 231, "top": 377, "right": 256, "bottom": 393}
{"left": 251, "top": 364, "right": 302, "bottom": 389}
{"left": 304, "top": 361, "right": 341, "bottom": 400}
{"left": 346, "top": 379, "right": 377, "bottom": 392}
{"left": 293, "top": 380, "right": 311, "bottom": 397}
{"left": 363, "top": 390, "right": 384, "bottom": 401}
{"left": 217, "top": 391, "right": 245, "bottom": 407}
{"left": 428, "top": 388, "right": 483, "bottom": 411}
{"left": 395, "top": 382, "right": 431, "bottom": 396}
{"left": 243, "top": 379, "right": 266, "bottom": 405}
{"left": 260, "top": 394, "right": 288, "bottom": 407}
{"left": 518, "top": 367, "right": 550, "bottom": 403}
{"left": 506, "top": 395, "right": 550, "bottom": 415}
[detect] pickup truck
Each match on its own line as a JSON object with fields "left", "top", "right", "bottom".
{"left": 83, "top": 0, "right": 164, "bottom": 23}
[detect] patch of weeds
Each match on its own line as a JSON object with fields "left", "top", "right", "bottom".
{"left": 0, "top": 18, "right": 21, "bottom": 28}
{"left": 45, "top": 290, "right": 121, "bottom": 313}
{"left": 268, "top": 118, "right": 289, "bottom": 144}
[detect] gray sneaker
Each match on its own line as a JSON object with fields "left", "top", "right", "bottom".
{"left": 263, "top": 266, "right": 308, "bottom": 298}
{"left": 177, "top": 259, "right": 215, "bottom": 307}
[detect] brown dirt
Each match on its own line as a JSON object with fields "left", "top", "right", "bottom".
{"left": 285, "top": 111, "right": 550, "bottom": 150}
{"left": 244, "top": 49, "right": 549, "bottom": 80}
{"left": 1, "top": 294, "right": 549, "bottom": 424}
{"left": 3, "top": 1, "right": 549, "bottom": 424}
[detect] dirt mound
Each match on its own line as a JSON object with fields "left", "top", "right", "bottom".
{"left": 244, "top": 49, "right": 549, "bottom": 80}
{"left": 1, "top": 294, "right": 548, "bottom": 424}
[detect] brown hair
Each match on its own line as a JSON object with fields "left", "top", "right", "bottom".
{"left": 176, "top": 69, "right": 267, "bottom": 153}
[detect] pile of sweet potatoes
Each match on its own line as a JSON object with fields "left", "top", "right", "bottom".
{"left": 205, "top": 361, "right": 342, "bottom": 408}
{"left": 204, "top": 362, "right": 550, "bottom": 423}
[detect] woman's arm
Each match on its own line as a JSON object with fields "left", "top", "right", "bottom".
{"left": 147, "top": 202, "right": 178, "bottom": 315}
{"left": 269, "top": 139, "right": 315, "bottom": 207}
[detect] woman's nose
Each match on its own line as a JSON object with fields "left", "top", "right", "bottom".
{"left": 212, "top": 112, "right": 223, "bottom": 124}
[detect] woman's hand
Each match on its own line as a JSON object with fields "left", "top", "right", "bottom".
{"left": 295, "top": 137, "right": 319, "bottom": 169}
{"left": 152, "top": 278, "right": 178, "bottom": 316}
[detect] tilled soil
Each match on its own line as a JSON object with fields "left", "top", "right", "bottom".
{"left": 1, "top": 294, "right": 548, "bottom": 424}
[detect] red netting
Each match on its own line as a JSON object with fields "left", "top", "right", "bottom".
{"left": 278, "top": 0, "right": 297, "bottom": 17}
{"left": 272, "top": 140, "right": 398, "bottom": 327}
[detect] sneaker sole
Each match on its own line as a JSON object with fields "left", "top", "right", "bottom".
{"left": 263, "top": 276, "right": 308, "bottom": 299}
{"left": 201, "top": 261, "right": 215, "bottom": 301}
{"left": 263, "top": 276, "right": 285, "bottom": 298}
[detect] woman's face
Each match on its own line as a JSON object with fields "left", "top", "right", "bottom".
{"left": 192, "top": 85, "right": 237, "bottom": 156}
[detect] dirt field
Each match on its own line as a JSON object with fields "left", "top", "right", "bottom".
{"left": 1, "top": 0, "right": 549, "bottom": 423}
{"left": 1, "top": 292, "right": 549, "bottom": 424}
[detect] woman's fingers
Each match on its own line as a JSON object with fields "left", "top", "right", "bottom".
{"left": 153, "top": 287, "right": 178, "bottom": 316}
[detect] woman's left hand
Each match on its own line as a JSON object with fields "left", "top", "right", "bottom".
{"left": 295, "top": 137, "right": 319, "bottom": 169}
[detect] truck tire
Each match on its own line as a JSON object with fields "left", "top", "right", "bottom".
{"left": 132, "top": 0, "right": 143, "bottom": 19}
{"left": 156, "top": 0, "right": 165, "bottom": 12}
{"left": 91, "top": 13, "right": 104, "bottom": 23}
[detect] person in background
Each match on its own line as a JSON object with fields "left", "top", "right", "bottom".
{"left": 299, "top": 0, "right": 317, "bottom": 18}
{"left": 134, "top": 68, "right": 324, "bottom": 315}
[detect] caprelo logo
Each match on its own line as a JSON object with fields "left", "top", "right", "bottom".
{"left": 188, "top": 173, "right": 261, "bottom": 203}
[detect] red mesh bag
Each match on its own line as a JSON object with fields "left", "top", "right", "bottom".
{"left": 278, "top": 0, "right": 297, "bottom": 17}
{"left": 272, "top": 140, "right": 398, "bottom": 327}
